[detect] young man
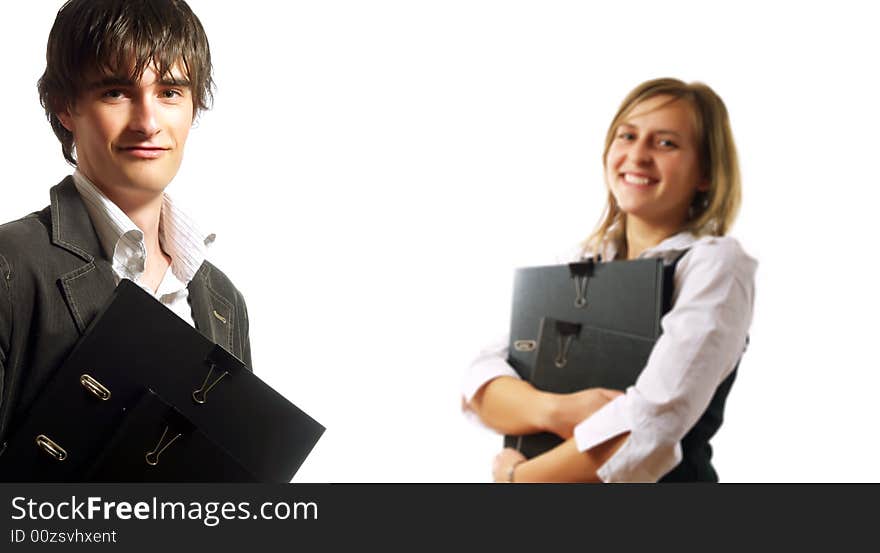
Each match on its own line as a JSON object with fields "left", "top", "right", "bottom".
{"left": 0, "top": 0, "right": 251, "bottom": 453}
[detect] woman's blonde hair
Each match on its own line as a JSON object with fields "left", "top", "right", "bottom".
{"left": 586, "top": 78, "right": 741, "bottom": 256}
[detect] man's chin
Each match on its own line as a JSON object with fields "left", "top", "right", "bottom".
{"left": 118, "top": 168, "right": 177, "bottom": 194}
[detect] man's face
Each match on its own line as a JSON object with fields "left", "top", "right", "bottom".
{"left": 58, "top": 62, "right": 194, "bottom": 198}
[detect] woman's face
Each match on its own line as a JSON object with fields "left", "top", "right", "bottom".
{"left": 605, "top": 95, "right": 707, "bottom": 230}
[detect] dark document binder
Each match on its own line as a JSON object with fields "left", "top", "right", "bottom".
{"left": 0, "top": 279, "right": 324, "bottom": 482}
{"left": 86, "top": 389, "right": 258, "bottom": 482}
{"left": 503, "top": 258, "right": 667, "bottom": 458}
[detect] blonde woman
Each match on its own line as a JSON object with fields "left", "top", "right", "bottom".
{"left": 462, "top": 78, "right": 757, "bottom": 482}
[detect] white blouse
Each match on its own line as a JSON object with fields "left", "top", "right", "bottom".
{"left": 461, "top": 232, "right": 758, "bottom": 482}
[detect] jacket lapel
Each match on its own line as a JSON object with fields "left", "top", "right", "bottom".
{"left": 50, "top": 177, "right": 117, "bottom": 334}
{"left": 50, "top": 177, "right": 236, "bottom": 349}
{"left": 187, "top": 263, "right": 235, "bottom": 352}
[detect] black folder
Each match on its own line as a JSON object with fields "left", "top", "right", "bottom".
{"left": 507, "top": 316, "right": 656, "bottom": 458}
{"left": 503, "top": 258, "right": 668, "bottom": 458}
{"left": 86, "top": 388, "right": 258, "bottom": 482}
{"left": 0, "top": 279, "right": 324, "bottom": 482}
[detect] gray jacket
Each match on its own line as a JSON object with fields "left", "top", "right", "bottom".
{"left": 0, "top": 176, "right": 251, "bottom": 449}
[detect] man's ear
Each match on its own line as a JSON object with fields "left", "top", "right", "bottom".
{"left": 56, "top": 108, "right": 75, "bottom": 133}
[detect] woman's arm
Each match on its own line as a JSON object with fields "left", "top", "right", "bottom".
{"left": 569, "top": 237, "right": 758, "bottom": 482}
{"left": 472, "top": 378, "right": 623, "bottom": 438}
{"left": 470, "top": 376, "right": 555, "bottom": 435}
{"left": 462, "top": 336, "right": 621, "bottom": 437}
{"left": 493, "top": 434, "right": 630, "bottom": 482}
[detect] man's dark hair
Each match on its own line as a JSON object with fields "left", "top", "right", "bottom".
{"left": 38, "top": 0, "right": 214, "bottom": 165}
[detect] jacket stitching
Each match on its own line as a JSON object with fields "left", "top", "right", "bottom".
{"left": 206, "top": 285, "right": 234, "bottom": 352}
{"left": 200, "top": 265, "right": 236, "bottom": 353}
{"left": 60, "top": 263, "right": 97, "bottom": 332}
{"left": 0, "top": 254, "right": 11, "bottom": 365}
{"left": 50, "top": 186, "right": 94, "bottom": 262}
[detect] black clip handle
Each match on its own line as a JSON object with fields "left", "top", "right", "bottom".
{"left": 568, "top": 256, "right": 600, "bottom": 309}
{"left": 568, "top": 255, "right": 599, "bottom": 278}
{"left": 554, "top": 320, "right": 582, "bottom": 338}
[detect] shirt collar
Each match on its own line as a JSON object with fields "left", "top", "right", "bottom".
{"left": 71, "top": 170, "right": 214, "bottom": 285}
{"left": 639, "top": 232, "right": 699, "bottom": 264}
{"left": 598, "top": 230, "right": 699, "bottom": 265}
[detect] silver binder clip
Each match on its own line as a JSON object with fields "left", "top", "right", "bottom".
{"left": 513, "top": 340, "right": 537, "bottom": 352}
{"left": 554, "top": 335, "right": 575, "bottom": 368}
{"left": 80, "top": 374, "right": 112, "bottom": 401}
{"left": 192, "top": 362, "right": 228, "bottom": 404}
{"left": 145, "top": 426, "right": 182, "bottom": 466}
{"left": 573, "top": 278, "right": 589, "bottom": 308}
{"left": 569, "top": 257, "right": 598, "bottom": 309}
{"left": 35, "top": 434, "right": 67, "bottom": 461}
{"left": 553, "top": 321, "right": 582, "bottom": 368}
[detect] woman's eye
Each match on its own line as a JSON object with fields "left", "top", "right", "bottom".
{"left": 659, "top": 139, "right": 678, "bottom": 148}
{"left": 617, "top": 132, "right": 636, "bottom": 141}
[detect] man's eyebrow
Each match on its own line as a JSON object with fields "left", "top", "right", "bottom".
{"left": 87, "top": 76, "right": 135, "bottom": 89}
{"left": 158, "top": 77, "right": 192, "bottom": 87}
{"left": 86, "top": 76, "right": 192, "bottom": 89}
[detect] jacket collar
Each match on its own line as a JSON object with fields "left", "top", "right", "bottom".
{"left": 50, "top": 176, "right": 105, "bottom": 263}
{"left": 50, "top": 176, "right": 234, "bottom": 349}
{"left": 71, "top": 170, "right": 215, "bottom": 287}
{"left": 51, "top": 177, "right": 118, "bottom": 334}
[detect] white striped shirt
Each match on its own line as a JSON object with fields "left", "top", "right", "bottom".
{"left": 72, "top": 170, "right": 215, "bottom": 327}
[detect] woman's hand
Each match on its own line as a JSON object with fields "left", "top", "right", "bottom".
{"left": 544, "top": 388, "right": 624, "bottom": 439}
{"left": 492, "top": 448, "right": 527, "bottom": 482}
{"left": 471, "top": 378, "right": 623, "bottom": 440}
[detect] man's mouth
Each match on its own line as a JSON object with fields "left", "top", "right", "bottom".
{"left": 118, "top": 146, "right": 169, "bottom": 159}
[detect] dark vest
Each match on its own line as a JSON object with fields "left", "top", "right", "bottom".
{"left": 658, "top": 251, "right": 740, "bottom": 483}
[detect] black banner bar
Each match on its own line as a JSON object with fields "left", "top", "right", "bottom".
{"left": 1, "top": 484, "right": 875, "bottom": 551}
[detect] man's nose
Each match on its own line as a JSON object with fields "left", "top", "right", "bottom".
{"left": 128, "top": 95, "right": 160, "bottom": 137}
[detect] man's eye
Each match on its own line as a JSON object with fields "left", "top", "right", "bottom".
{"left": 102, "top": 89, "right": 124, "bottom": 99}
{"left": 161, "top": 89, "right": 183, "bottom": 99}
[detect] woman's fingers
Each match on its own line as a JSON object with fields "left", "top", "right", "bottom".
{"left": 596, "top": 387, "right": 625, "bottom": 399}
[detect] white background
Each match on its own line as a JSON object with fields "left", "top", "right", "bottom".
{"left": 2, "top": 1, "right": 879, "bottom": 482}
